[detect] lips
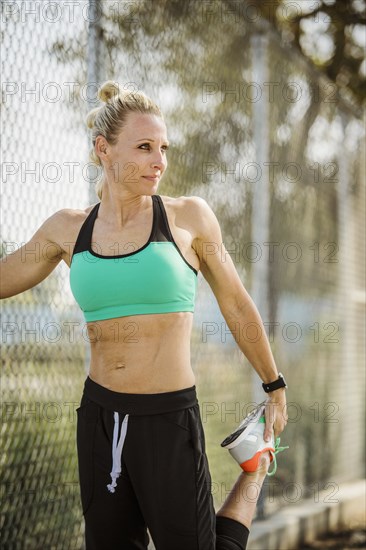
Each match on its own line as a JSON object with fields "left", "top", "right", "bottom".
{"left": 143, "top": 175, "right": 160, "bottom": 181}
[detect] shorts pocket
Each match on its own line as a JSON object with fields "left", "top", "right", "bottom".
{"left": 159, "top": 407, "right": 190, "bottom": 432}
{"left": 76, "top": 397, "right": 99, "bottom": 516}
{"left": 187, "top": 405, "right": 216, "bottom": 545}
{"left": 154, "top": 408, "right": 198, "bottom": 537}
{"left": 187, "top": 404, "right": 207, "bottom": 472}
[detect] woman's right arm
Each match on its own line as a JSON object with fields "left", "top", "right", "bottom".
{"left": 0, "top": 210, "right": 67, "bottom": 299}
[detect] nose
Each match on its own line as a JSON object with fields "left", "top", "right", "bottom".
{"left": 151, "top": 152, "right": 166, "bottom": 172}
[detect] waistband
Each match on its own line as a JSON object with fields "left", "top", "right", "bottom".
{"left": 82, "top": 376, "right": 199, "bottom": 415}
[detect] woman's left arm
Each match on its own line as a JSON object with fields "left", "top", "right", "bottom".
{"left": 188, "top": 196, "right": 287, "bottom": 440}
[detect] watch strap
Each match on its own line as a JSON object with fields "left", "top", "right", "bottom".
{"left": 262, "top": 373, "right": 287, "bottom": 393}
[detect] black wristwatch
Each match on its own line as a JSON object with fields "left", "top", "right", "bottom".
{"left": 262, "top": 373, "right": 287, "bottom": 393}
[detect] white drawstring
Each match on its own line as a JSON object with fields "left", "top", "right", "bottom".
{"left": 106, "top": 411, "right": 129, "bottom": 493}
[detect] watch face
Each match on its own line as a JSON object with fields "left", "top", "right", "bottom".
{"left": 278, "top": 375, "right": 287, "bottom": 387}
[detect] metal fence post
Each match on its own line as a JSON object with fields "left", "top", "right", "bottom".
{"left": 87, "top": 0, "right": 104, "bottom": 204}
{"left": 85, "top": 0, "right": 104, "bottom": 375}
{"left": 250, "top": 24, "right": 271, "bottom": 519}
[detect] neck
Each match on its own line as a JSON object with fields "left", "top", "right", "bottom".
{"left": 98, "top": 187, "right": 153, "bottom": 228}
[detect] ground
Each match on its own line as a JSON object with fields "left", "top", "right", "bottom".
{"left": 299, "top": 527, "right": 366, "bottom": 549}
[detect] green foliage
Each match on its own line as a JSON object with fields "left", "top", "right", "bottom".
{"left": 251, "top": 0, "right": 365, "bottom": 108}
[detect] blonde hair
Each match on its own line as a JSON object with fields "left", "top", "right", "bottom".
{"left": 86, "top": 81, "right": 164, "bottom": 200}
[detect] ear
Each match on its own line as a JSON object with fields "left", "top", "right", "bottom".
{"left": 95, "top": 135, "right": 108, "bottom": 157}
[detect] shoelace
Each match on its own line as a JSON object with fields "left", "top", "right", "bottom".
{"left": 267, "top": 437, "right": 289, "bottom": 477}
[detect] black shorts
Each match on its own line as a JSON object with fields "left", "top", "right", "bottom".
{"left": 76, "top": 376, "right": 249, "bottom": 550}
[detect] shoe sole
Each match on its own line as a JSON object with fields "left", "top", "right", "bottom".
{"left": 220, "top": 402, "right": 267, "bottom": 449}
{"left": 221, "top": 402, "right": 275, "bottom": 472}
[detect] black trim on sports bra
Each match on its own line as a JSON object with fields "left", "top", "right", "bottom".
{"left": 87, "top": 197, "right": 157, "bottom": 259}
{"left": 71, "top": 195, "right": 198, "bottom": 275}
{"left": 155, "top": 196, "right": 198, "bottom": 275}
{"left": 71, "top": 202, "right": 99, "bottom": 262}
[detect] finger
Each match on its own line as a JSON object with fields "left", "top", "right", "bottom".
{"left": 274, "top": 417, "right": 287, "bottom": 439}
{"left": 264, "top": 424, "right": 273, "bottom": 442}
{"left": 273, "top": 423, "right": 281, "bottom": 439}
{"left": 264, "top": 402, "right": 275, "bottom": 442}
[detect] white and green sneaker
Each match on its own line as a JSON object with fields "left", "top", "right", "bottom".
{"left": 220, "top": 401, "right": 289, "bottom": 476}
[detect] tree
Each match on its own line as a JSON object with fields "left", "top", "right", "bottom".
{"left": 247, "top": 0, "right": 366, "bottom": 108}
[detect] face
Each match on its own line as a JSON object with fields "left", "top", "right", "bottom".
{"left": 97, "top": 112, "right": 169, "bottom": 193}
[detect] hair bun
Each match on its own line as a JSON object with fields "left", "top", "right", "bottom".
{"left": 98, "top": 80, "right": 124, "bottom": 103}
{"left": 85, "top": 107, "right": 100, "bottom": 129}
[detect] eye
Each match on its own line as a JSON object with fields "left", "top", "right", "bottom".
{"left": 139, "top": 143, "right": 169, "bottom": 152}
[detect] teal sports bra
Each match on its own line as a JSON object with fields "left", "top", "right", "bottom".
{"left": 69, "top": 195, "right": 198, "bottom": 322}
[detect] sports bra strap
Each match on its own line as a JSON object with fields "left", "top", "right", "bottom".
{"left": 72, "top": 194, "right": 172, "bottom": 259}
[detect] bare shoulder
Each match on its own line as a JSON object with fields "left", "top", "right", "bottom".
{"left": 40, "top": 204, "right": 98, "bottom": 263}
{"left": 159, "top": 194, "right": 206, "bottom": 210}
{"left": 53, "top": 203, "right": 97, "bottom": 223}
{"left": 42, "top": 204, "right": 96, "bottom": 238}
{"left": 160, "top": 194, "right": 220, "bottom": 242}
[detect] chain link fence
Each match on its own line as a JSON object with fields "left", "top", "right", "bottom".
{"left": 1, "top": 1, "right": 365, "bottom": 548}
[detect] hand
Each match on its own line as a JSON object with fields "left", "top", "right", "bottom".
{"left": 263, "top": 388, "right": 287, "bottom": 442}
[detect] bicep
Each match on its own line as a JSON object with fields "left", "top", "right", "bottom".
{"left": 0, "top": 214, "right": 64, "bottom": 299}
{"left": 191, "top": 197, "right": 249, "bottom": 313}
{"left": 199, "top": 242, "right": 250, "bottom": 316}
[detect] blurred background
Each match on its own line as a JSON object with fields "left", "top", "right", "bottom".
{"left": 1, "top": 0, "right": 365, "bottom": 548}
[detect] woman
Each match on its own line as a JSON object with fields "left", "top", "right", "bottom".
{"left": 0, "top": 80, "right": 288, "bottom": 550}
